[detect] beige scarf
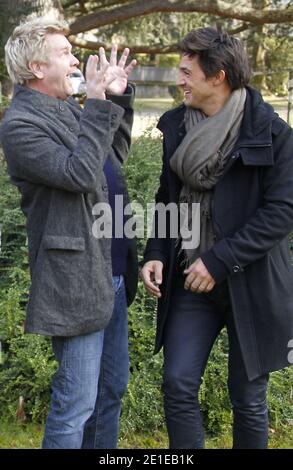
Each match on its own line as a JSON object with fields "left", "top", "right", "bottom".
{"left": 170, "top": 88, "right": 247, "bottom": 266}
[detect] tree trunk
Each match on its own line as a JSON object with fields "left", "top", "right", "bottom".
{"left": 0, "top": 0, "right": 63, "bottom": 40}
{"left": 249, "top": 0, "right": 269, "bottom": 91}
{"left": 0, "top": 0, "right": 63, "bottom": 96}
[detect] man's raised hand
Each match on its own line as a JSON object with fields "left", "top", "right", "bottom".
{"left": 85, "top": 54, "right": 113, "bottom": 100}
{"left": 99, "top": 45, "right": 137, "bottom": 95}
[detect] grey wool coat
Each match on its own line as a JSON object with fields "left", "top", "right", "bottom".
{"left": 0, "top": 84, "right": 138, "bottom": 337}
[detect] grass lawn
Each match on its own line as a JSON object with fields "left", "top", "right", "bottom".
{"left": 0, "top": 421, "right": 291, "bottom": 449}
{"left": 132, "top": 94, "right": 291, "bottom": 137}
{"left": 134, "top": 98, "right": 173, "bottom": 113}
{"left": 134, "top": 95, "right": 289, "bottom": 118}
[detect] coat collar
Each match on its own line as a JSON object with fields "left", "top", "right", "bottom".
{"left": 157, "top": 102, "right": 185, "bottom": 135}
{"left": 236, "top": 86, "right": 275, "bottom": 145}
{"left": 13, "top": 84, "right": 77, "bottom": 113}
{"left": 158, "top": 87, "right": 277, "bottom": 166}
{"left": 235, "top": 87, "right": 276, "bottom": 166}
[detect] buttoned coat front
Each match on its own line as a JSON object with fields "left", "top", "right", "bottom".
{"left": 144, "top": 87, "right": 293, "bottom": 380}
{"left": 0, "top": 85, "right": 138, "bottom": 337}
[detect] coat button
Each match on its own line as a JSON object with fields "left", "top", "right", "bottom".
{"left": 110, "top": 114, "right": 117, "bottom": 125}
{"left": 102, "top": 185, "right": 108, "bottom": 191}
{"left": 233, "top": 265, "right": 241, "bottom": 273}
{"left": 59, "top": 105, "right": 65, "bottom": 111}
{"left": 69, "top": 127, "right": 74, "bottom": 132}
{"left": 231, "top": 155, "right": 236, "bottom": 159}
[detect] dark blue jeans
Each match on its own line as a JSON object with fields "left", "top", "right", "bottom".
{"left": 162, "top": 278, "right": 269, "bottom": 449}
{"left": 42, "top": 275, "right": 128, "bottom": 449}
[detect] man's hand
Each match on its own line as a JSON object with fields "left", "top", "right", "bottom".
{"left": 99, "top": 45, "right": 137, "bottom": 95}
{"left": 85, "top": 54, "right": 113, "bottom": 100}
{"left": 184, "top": 258, "right": 215, "bottom": 293}
{"left": 140, "top": 261, "right": 163, "bottom": 299}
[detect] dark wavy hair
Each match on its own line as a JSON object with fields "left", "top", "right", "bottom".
{"left": 177, "top": 27, "right": 251, "bottom": 90}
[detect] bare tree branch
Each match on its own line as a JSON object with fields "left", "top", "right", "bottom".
{"left": 69, "top": 19, "right": 251, "bottom": 54}
{"left": 69, "top": 36, "right": 179, "bottom": 54}
{"left": 227, "top": 22, "right": 251, "bottom": 35}
{"left": 62, "top": 0, "right": 79, "bottom": 7}
{"left": 63, "top": 0, "right": 133, "bottom": 10}
{"left": 69, "top": 0, "right": 293, "bottom": 35}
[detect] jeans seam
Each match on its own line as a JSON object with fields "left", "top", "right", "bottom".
{"left": 94, "top": 360, "right": 105, "bottom": 448}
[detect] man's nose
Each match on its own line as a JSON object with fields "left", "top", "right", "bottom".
{"left": 176, "top": 76, "right": 184, "bottom": 87}
{"left": 71, "top": 54, "right": 79, "bottom": 66}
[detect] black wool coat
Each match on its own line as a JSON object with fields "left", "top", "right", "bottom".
{"left": 144, "top": 87, "right": 293, "bottom": 380}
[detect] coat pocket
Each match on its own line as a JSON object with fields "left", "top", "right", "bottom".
{"left": 42, "top": 235, "right": 85, "bottom": 251}
{"left": 36, "top": 236, "right": 87, "bottom": 311}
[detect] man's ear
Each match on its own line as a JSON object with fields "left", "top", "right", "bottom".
{"left": 28, "top": 61, "right": 45, "bottom": 79}
{"left": 213, "top": 69, "right": 226, "bottom": 86}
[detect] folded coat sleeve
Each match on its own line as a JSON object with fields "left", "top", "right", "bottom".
{"left": 106, "top": 83, "right": 135, "bottom": 165}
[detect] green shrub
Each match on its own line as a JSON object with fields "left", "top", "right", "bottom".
{"left": 0, "top": 157, "right": 56, "bottom": 422}
{"left": 121, "top": 135, "right": 165, "bottom": 433}
{"left": 0, "top": 264, "right": 55, "bottom": 422}
{"left": 267, "top": 367, "right": 293, "bottom": 430}
{"left": 200, "top": 331, "right": 232, "bottom": 435}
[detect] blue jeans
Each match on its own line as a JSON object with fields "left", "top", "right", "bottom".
{"left": 163, "top": 278, "right": 269, "bottom": 449}
{"left": 42, "top": 275, "right": 129, "bottom": 449}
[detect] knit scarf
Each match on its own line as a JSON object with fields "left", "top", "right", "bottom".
{"left": 169, "top": 88, "right": 247, "bottom": 266}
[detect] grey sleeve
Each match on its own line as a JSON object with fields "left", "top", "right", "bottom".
{"left": 1, "top": 99, "right": 124, "bottom": 193}
{"left": 106, "top": 84, "right": 135, "bottom": 164}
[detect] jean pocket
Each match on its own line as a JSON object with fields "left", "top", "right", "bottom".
{"left": 112, "top": 275, "right": 124, "bottom": 293}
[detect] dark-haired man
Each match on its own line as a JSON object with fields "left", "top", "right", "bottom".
{"left": 141, "top": 27, "right": 293, "bottom": 449}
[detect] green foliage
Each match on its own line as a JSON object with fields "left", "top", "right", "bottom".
{"left": 121, "top": 134, "right": 165, "bottom": 434}
{"left": 267, "top": 367, "right": 293, "bottom": 430}
{"left": 0, "top": 332, "right": 55, "bottom": 422}
{"left": 0, "top": 1, "right": 39, "bottom": 83}
{"left": 264, "top": 35, "right": 293, "bottom": 96}
{"left": 156, "top": 54, "right": 180, "bottom": 68}
{"left": 0, "top": 420, "right": 43, "bottom": 449}
{"left": 200, "top": 332, "right": 232, "bottom": 435}
{"left": 123, "top": 129, "right": 163, "bottom": 259}
{"left": 91, "top": 12, "right": 208, "bottom": 53}
{"left": 125, "top": 130, "right": 163, "bottom": 204}
{"left": 0, "top": 263, "right": 55, "bottom": 422}
{"left": 0, "top": 155, "right": 55, "bottom": 422}
{"left": 0, "top": 154, "right": 27, "bottom": 284}
{"left": 120, "top": 355, "right": 165, "bottom": 437}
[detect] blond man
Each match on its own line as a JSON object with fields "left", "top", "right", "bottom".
{"left": 1, "top": 16, "right": 138, "bottom": 448}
